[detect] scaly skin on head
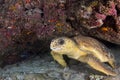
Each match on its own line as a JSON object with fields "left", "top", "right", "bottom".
{"left": 50, "top": 37, "right": 87, "bottom": 56}
{"left": 50, "top": 36, "right": 117, "bottom": 76}
{"left": 50, "top": 37, "right": 77, "bottom": 54}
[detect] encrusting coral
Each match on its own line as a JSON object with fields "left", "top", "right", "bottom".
{"left": 0, "top": 0, "right": 120, "bottom": 70}
{"left": 66, "top": 0, "right": 120, "bottom": 44}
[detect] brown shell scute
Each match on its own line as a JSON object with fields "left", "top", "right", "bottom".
{"left": 73, "top": 35, "right": 114, "bottom": 58}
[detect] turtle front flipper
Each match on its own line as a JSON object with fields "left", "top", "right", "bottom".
{"left": 108, "top": 59, "right": 116, "bottom": 69}
{"left": 78, "top": 54, "right": 117, "bottom": 76}
{"left": 51, "top": 51, "right": 67, "bottom": 67}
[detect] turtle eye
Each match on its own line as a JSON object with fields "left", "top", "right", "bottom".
{"left": 58, "top": 39, "right": 65, "bottom": 45}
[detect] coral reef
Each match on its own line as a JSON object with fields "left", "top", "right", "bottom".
{"left": 0, "top": 0, "right": 75, "bottom": 67}
{"left": 0, "top": 0, "right": 120, "bottom": 79}
{"left": 66, "top": 0, "right": 120, "bottom": 44}
{"left": 0, "top": 0, "right": 120, "bottom": 78}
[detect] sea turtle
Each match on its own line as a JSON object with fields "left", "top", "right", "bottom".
{"left": 50, "top": 35, "right": 117, "bottom": 76}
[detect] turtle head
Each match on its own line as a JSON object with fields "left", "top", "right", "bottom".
{"left": 50, "top": 37, "right": 77, "bottom": 54}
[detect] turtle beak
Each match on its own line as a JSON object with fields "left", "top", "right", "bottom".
{"left": 50, "top": 39, "right": 61, "bottom": 51}
{"left": 50, "top": 39, "right": 56, "bottom": 50}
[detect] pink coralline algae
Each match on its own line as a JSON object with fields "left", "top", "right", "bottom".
{"left": 70, "top": 0, "right": 118, "bottom": 29}
{"left": 0, "top": 0, "right": 74, "bottom": 66}
{"left": 0, "top": 0, "right": 69, "bottom": 49}
{"left": 107, "top": 1, "right": 117, "bottom": 16}
{"left": 95, "top": 13, "right": 106, "bottom": 20}
{"left": 66, "top": 0, "right": 120, "bottom": 44}
{"left": 93, "top": 0, "right": 117, "bottom": 27}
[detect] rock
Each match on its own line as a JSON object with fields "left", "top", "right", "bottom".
{"left": 0, "top": 44, "right": 120, "bottom": 80}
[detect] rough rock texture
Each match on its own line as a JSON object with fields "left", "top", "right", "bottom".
{"left": 0, "top": 0, "right": 120, "bottom": 80}
{"left": 0, "top": 0, "right": 77, "bottom": 66}
{"left": 0, "top": 43, "right": 120, "bottom": 80}
{"left": 66, "top": 0, "right": 120, "bottom": 44}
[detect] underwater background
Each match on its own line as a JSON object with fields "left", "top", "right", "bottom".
{"left": 0, "top": 0, "right": 120, "bottom": 80}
